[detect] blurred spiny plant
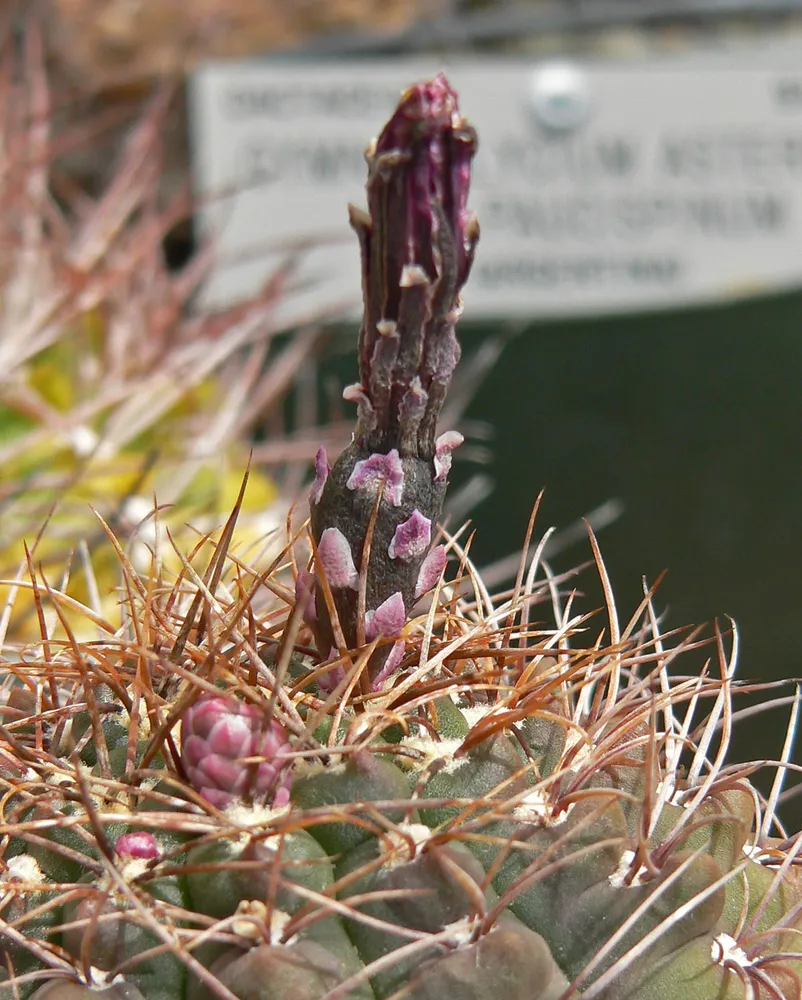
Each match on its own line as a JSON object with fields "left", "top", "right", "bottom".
{"left": 0, "top": 18, "right": 346, "bottom": 633}
{"left": 2, "top": 70, "right": 802, "bottom": 1000}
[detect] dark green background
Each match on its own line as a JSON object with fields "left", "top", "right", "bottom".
{"left": 323, "top": 289, "right": 802, "bottom": 827}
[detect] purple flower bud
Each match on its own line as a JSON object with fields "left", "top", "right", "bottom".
{"left": 369, "top": 74, "right": 476, "bottom": 311}
{"left": 181, "top": 695, "right": 293, "bottom": 809}
{"left": 115, "top": 832, "right": 160, "bottom": 861}
{"left": 308, "top": 75, "right": 474, "bottom": 685}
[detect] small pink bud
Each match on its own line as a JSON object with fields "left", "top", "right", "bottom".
{"left": 371, "top": 640, "right": 407, "bottom": 690}
{"left": 397, "top": 377, "right": 428, "bottom": 428}
{"left": 115, "top": 832, "right": 160, "bottom": 860}
{"left": 181, "top": 695, "right": 293, "bottom": 809}
{"left": 294, "top": 569, "right": 317, "bottom": 624}
{"left": 433, "top": 431, "right": 463, "bottom": 481}
{"left": 318, "top": 648, "right": 346, "bottom": 695}
{"left": 342, "top": 382, "right": 377, "bottom": 436}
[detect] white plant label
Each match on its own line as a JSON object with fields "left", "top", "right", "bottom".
{"left": 190, "top": 49, "right": 802, "bottom": 321}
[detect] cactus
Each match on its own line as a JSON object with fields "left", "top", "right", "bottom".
{"left": 2, "top": 71, "right": 802, "bottom": 1000}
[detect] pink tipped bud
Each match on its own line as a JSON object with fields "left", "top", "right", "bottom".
{"left": 115, "top": 832, "right": 160, "bottom": 860}
{"left": 181, "top": 695, "right": 293, "bottom": 809}
{"left": 371, "top": 639, "right": 407, "bottom": 690}
{"left": 294, "top": 569, "right": 317, "bottom": 624}
{"left": 318, "top": 648, "right": 346, "bottom": 695}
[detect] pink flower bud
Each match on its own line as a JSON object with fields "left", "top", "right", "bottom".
{"left": 181, "top": 695, "right": 293, "bottom": 809}
{"left": 115, "top": 832, "right": 160, "bottom": 860}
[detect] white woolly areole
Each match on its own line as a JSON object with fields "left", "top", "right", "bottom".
{"left": 3, "top": 854, "right": 44, "bottom": 885}
{"left": 231, "top": 901, "right": 296, "bottom": 944}
{"left": 86, "top": 967, "right": 125, "bottom": 987}
{"left": 224, "top": 801, "right": 291, "bottom": 831}
{"left": 511, "top": 788, "right": 571, "bottom": 826}
{"left": 119, "top": 857, "right": 152, "bottom": 882}
{"left": 402, "top": 735, "right": 465, "bottom": 773}
{"left": 267, "top": 907, "right": 296, "bottom": 945}
{"left": 713, "top": 932, "right": 756, "bottom": 969}
{"left": 441, "top": 918, "right": 479, "bottom": 948}
{"left": 291, "top": 755, "right": 330, "bottom": 779}
{"left": 53, "top": 757, "right": 95, "bottom": 782}
{"left": 608, "top": 849, "right": 649, "bottom": 888}
{"left": 742, "top": 841, "right": 765, "bottom": 861}
{"left": 459, "top": 704, "right": 498, "bottom": 728}
{"left": 381, "top": 823, "right": 433, "bottom": 868}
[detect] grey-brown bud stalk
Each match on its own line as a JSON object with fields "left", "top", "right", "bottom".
{"left": 307, "top": 74, "right": 478, "bottom": 684}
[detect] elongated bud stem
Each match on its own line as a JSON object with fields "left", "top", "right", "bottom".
{"left": 350, "top": 72, "right": 478, "bottom": 456}
{"left": 308, "top": 75, "right": 478, "bottom": 681}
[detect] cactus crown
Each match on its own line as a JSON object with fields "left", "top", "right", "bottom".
{"left": 1, "top": 73, "right": 802, "bottom": 1000}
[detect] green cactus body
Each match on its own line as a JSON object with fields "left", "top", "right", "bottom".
{"left": 334, "top": 836, "right": 490, "bottom": 999}
{"left": 61, "top": 871, "right": 186, "bottom": 1000}
{"left": 197, "top": 937, "right": 367, "bottom": 1000}
{"left": 0, "top": 856, "right": 64, "bottom": 995}
{"left": 3, "top": 70, "right": 802, "bottom": 1000}
{"left": 417, "top": 731, "right": 530, "bottom": 830}
{"left": 184, "top": 829, "right": 332, "bottom": 920}
{"left": 290, "top": 754, "right": 413, "bottom": 856}
{"left": 398, "top": 918, "right": 571, "bottom": 1000}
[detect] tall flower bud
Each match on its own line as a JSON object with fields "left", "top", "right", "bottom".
{"left": 308, "top": 75, "right": 478, "bottom": 682}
